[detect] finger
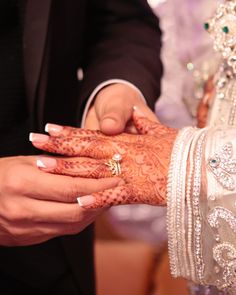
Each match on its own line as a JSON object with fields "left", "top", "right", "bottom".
{"left": 32, "top": 173, "right": 123, "bottom": 203}
{"left": 30, "top": 133, "right": 117, "bottom": 158}
{"left": 133, "top": 106, "right": 175, "bottom": 136}
{"left": 37, "top": 156, "right": 114, "bottom": 178}
{"left": 77, "top": 184, "right": 140, "bottom": 209}
{"left": 6, "top": 217, "right": 99, "bottom": 246}
{"left": 95, "top": 98, "right": 133, "bottom": 135}
{"left": 94, "top": 83, "right": 143, "bottom": 135}
{"left": 16, "top": 157, "right": 123, "bottom": 202}
{"left": 45, "top": 122, "right": 139, "bottom": 143}
{"left": 45, "top": 123, "right": 104, "bottom": 137}
{"left": 8, "top": 196, "right": 101, "bottom": 224}
{"left": 123, "top": 120, "right": 139, "bottom": 134}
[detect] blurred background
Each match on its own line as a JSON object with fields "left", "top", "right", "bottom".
{"left": 94, "top": 1, "right": 218, "bottom": 294}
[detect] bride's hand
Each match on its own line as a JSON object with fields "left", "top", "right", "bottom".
{"left": 30, "top": 108, "right": 178, "bottom": 208}
{"left": 196, "top": 76, "right": 214, "bottom": 128}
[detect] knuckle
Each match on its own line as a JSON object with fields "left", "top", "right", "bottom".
{"left": 3, "top": 200, "right": 32, "bottom": 223}
{"left": 10, "top": 178, "right": 26, "bottom": 194}
{"left": 4, "top": 203, "right": 23, "bottom": 223}
{"left": 3, "top": 169, "right": 27, "bottom": 195}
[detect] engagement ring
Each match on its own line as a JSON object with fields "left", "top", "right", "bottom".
{"left": 105, "top": 153, "right": 122, "bottom": 176}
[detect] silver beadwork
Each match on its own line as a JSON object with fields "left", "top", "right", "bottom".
{"left": 206, "top": 1, "right": 236, "bottom": 70}
{"left": 208, "top": 142, "right": 236, "bottom": 190}
{"left": 213, "top": 242, "right": 236, "bottom": 289}
{"left": 208, "top": 207, "right": 236, "bottom": 233}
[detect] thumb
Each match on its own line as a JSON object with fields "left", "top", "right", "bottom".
{"left": 95, "top": 97, "right": 133, "bottom": 136}
{"left": 94, "top": 83, "right": 144, "bottom": 135}
{"left": 99, "top": 110, "right": 132, "bottom": 135}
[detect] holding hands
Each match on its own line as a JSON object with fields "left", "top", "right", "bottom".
{"left": 0, "top": 84, "right": 167, "bottom": 247}
{"left": 30, "top": 108, "right": 177, "bottom": 209}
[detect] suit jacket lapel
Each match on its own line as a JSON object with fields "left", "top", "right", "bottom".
{"left": 23, "top": 0, "right": 52, "bottom": 113}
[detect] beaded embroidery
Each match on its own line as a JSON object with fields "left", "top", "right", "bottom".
{"left": 207, "top": 205, "right": 236, "bottom": 289}
{"left": 204, "top": 0, "right": 236, "bottom": 126}
{"left": 208, "top": 207, "right": 236, "bottom": 233}
{"left": 205, "top": 1, "right": 236, "bottom": 70}
{"left": 208, "top": 142, "right": 236, "bottom": 190}
{"left": 213, "top": 242, "right": 236, "bottom": 289}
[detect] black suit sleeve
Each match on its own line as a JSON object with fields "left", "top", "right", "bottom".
{"left": 77, "top": 0, "right": 163, "bottom": 118}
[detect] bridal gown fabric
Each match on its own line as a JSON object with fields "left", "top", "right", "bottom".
{"left": 108, "top": 0, "right": 217, "bottom": 247}
{"left": 165, "top": 1, "right": 236, "bottom": 294}
{"left": 167, "top": 125, "right": 236, "bottom": 294}
{"left": 108, "top": 0, "right": 236, "bottom": 294}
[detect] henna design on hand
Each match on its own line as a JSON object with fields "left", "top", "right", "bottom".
{"left": 31, "top": 111, "right": 178, "bottom": 207}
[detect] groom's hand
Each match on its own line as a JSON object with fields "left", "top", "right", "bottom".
{"left": 85, "top": 83, "right": 158, "bottom": 134}
{"left": 0, "top": 155, "right": 122, "bottom": 246}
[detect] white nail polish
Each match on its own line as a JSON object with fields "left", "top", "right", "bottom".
{"left": 29, "top": 133, "right": 33, "bottom": 142}
{"left": 45, "top": 124, "right": 49, "bottom": 133}
{"left": 36, "top": 159, "right": 47, "bottom": 168}
{"left": 77, "top": 197, "right": 83, "bottom": 206}
{"left": 77, "top": 195, "right": 95, "bottom": 207}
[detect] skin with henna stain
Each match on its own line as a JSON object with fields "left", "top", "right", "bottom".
{"left": 30, "top": 108, "right": 178, "bottom": 209}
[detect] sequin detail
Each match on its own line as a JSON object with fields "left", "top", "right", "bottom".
{"left": 208, "top": 142, "right": 236, "bottom": 190}
{"left": 213, "top": 242, "right": 236, "bottom": 289}
{"left": 208, "top": 207, "right": 236, "bottom": 233}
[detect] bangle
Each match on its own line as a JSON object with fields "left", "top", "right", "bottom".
{"left": 186, "top": 128, "right": 206, "bottom": 281}
{"left": 167, "top": 127, "right": 195, "bottom": 277}
{"left": 192, "top": 130, "right": 207, "bottom": 284}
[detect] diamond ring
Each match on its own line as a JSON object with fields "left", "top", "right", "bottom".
{"left": 105, "top": 154, "right": 122, "bottom": 176}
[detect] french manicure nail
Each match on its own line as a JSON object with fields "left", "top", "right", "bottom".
{"left": 29, "top": 133, "right": 49, "bottom": 143}
{"left": 36, "top": 157, "right": 57, "bottom": 169}
{"left": 45, "top": 123, "right": 63, "bottom": 134}
{"left": 77, "top": 195, "right": 96, "bottom": 207}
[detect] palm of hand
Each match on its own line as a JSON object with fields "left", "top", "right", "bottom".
{"left": 32, "top": 113, "right": 177, "bottom": 208}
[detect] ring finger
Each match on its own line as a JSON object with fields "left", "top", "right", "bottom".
{"left": 37, "top": 156, "right": 114, "bottom": 178}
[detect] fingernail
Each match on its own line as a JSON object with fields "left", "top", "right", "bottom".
{"left": 36, "top": 157, "right": 57, "bottom": 168}
{"left": 77, "top": 195, "right": 96, "bottom": 207}
{"left": 133, "top": 105, "right": 145, "bottom": 116}
{"left": 45, "top": 123, "right": 63, "bottom": 134}
{"left": 29, "top": 133, "right": 49, "bottom": 143}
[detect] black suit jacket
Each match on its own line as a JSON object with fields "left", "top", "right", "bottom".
{"left": 0, "top": 1, "right": 162, "bottom": 294}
